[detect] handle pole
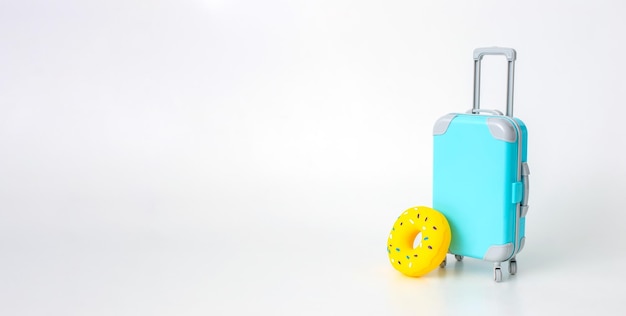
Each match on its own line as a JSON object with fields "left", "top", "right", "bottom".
{"left": 473, "top": 60, "right": 481, "bottom": 114}
{"left": 472, "top": 47, "right": 517, "bottom": 117}
{"left": 506, "top": 60, "right": 515, "bottom": 117}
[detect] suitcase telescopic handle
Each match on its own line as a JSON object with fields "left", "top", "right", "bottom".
{"left": 472, "top": 47, "right": 517, "bottom": 117}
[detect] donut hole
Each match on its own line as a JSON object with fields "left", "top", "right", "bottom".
{"left": 412, "top": 231, "right": 423, "bottom": 249}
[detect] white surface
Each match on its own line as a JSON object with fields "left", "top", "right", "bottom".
{"left": 1, "top": 0, "right": 626, "bottom": 315}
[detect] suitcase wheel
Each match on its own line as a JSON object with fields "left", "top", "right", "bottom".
{"left": 509, "top": 258, "right": 517, "bottom": 275}
{"left": 494, "top": 267, "right": 502, "bottom": 282}
{"left": 439, "top": 256, "right": 447, "bottom": 268}
{"left": 454, "top": 254, "right": 464, "bottom": 261}
{"left": 493, "top": 262, "right": 503, "bottom": 282}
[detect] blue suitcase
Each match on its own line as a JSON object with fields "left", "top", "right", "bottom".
{"left": 433, "top": 47, "right": 530, "bottom": 282}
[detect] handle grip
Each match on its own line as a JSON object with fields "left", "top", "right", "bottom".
{"left": 473, "top": 47, "right": 517, "bottom": 61}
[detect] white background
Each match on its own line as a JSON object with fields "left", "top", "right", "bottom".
{"left": 1, "top": 0, "right": 625, "bottom": 315}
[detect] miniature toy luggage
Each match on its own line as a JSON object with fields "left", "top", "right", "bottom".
{"left": 432, "top": 47, "right": 530, "bottom": 282}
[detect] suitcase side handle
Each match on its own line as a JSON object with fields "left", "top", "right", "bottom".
{"left": 472, "top": 47, "right": 517, "bottom": 117}
{"left": 465, "top": 109, "right": 504, "bottom": 116}
{"left": 521, "top": 162, "right": 530, "bottom": 217}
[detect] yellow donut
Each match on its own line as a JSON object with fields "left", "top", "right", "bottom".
{"left": 387, "top": 206, "right": 451, "bottom": 277}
